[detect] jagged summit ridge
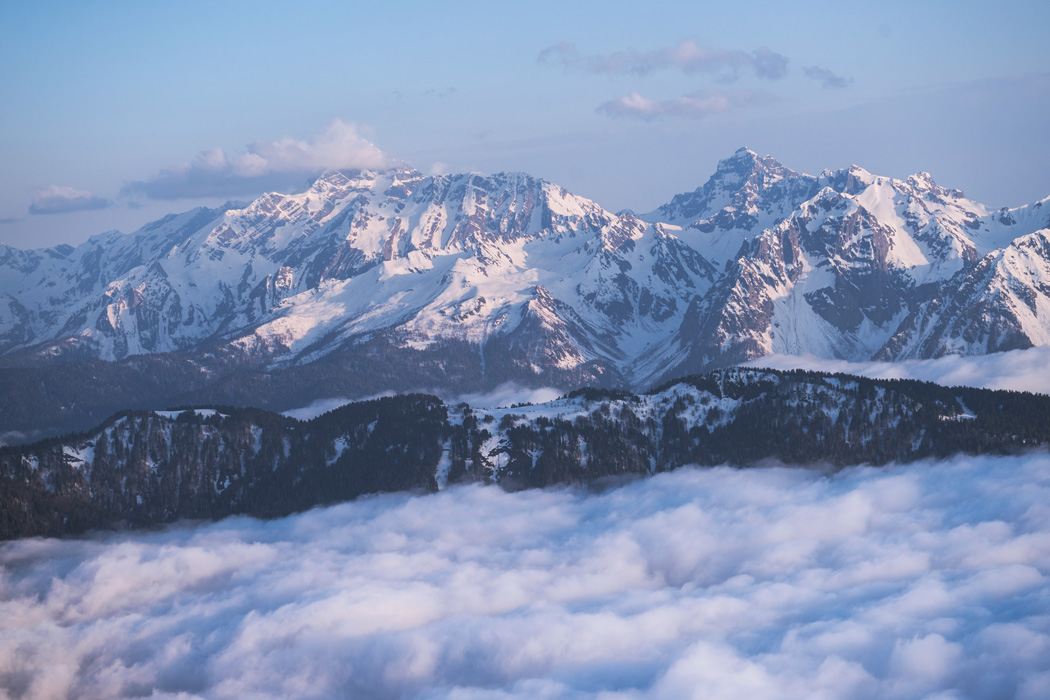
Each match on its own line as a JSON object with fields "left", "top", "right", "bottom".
{"left": 642, "top": 147, "right": 815, "bottom": 232}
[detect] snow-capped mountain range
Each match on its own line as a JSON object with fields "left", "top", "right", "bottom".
{"left": 2, "top": 148, "right": 1048, "bottom": 400}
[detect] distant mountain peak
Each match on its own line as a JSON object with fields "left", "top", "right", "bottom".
{"left": 643, "top": 149, "right": 814, "bottom": 236}
{"left": 714, "top": 147, "right": 786, "bottom": 178}
{"left": 908, "top": 171, "right": 936, "bottom": 185}
{"left": 723, "top": 146, "right": 759, "bottom": 164}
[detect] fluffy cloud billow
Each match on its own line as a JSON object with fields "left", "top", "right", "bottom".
{"left": 121, "top": 119, "right": 391, "bottom": 200}
{"left": 27, "top": 185, "right": 111, "bottom": 215}
{"left": 2, "top": 452, "right": 1049, "bottom": 699}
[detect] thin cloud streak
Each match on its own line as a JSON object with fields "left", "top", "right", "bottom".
{"left": 804, "top": 64, "right": 853, "bottom": 89}
{"left": 539, "top": 40, "right": 789, "bottom": 81}
{"left": 1, "top": 452, "right": 1048, "bottom": 698}
{"left": 597, "top": 89, "right": 775, "bottom": 120}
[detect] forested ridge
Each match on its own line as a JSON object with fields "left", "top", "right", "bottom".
{"left": 3, "top": 368, "right": 1048, "bottom": 540}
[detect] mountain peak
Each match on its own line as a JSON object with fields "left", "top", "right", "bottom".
{"left": 716, "top": 147, "right": 760, "bottom": 172}
{"left": 901, "top": 171, "right": 970, "bottom": 201}
{"left": 906, "top": 171, "right": 938, "bottom": 190}
{"left": 311, "top": 164, "right": 422, "bottom": 185}
{"left": 306, "top": 168, "right": 378, "bottom": 194}
{"left": 816, "top": 163, "right": 877, "bottom": 194}
{"left": 641, "top": 149, "right": 813, "bottom": 233}
{"left": 711, "top": 148, "right": 793, "bottom": 184}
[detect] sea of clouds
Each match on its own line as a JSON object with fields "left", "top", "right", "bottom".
{"left": 2, "top": 451, "right": 1049, "bottom": 699}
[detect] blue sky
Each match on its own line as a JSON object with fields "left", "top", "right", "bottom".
{"left": 1, "top": 0, "right": 1048, "bottom": 248}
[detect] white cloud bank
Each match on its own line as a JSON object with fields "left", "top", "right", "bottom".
{"left": 2, "top": 452, "right": 1049, "bottom": 699}
{"left": 28, "top": 185, "right": 111, "bottom": 215}
{"left": 744, "top": 346, "right": 1050, "bottom": 396}
{"left": 121, "top": 119, "right": 391, "bottom": 200}
{"left": 451, "top": 382, "right": 564, "bottom": 409}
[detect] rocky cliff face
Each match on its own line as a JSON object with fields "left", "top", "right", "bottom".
{"left": 1, "top": 151, "right": 1048, "bottom": 440}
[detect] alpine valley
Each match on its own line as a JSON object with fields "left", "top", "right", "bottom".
{"left": 2, "top": 148, "right": 1049, "bottom": 442}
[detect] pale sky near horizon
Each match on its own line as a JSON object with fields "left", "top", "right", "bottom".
{"left": 1, "top": 0, "right": 1048, "bottom": 249}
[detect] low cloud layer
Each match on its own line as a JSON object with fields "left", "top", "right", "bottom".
{"left": 598, "top": 89, "right": 773, "bottom": 120}
{"left": 121, "top": 119, "right": 391, "bottom": 200}
{"left": 281, "top": 383, "right": 564, "bottom": 422}
{"left": 539, "top": 40, "right": 789, "bottom": 81}
{"left": 745, "top": 346, "right": 1050, "bottom": 396}
{"left": 803, "top": 65, "right": 853, "bottom": 89}
{"left": 27, "top": 185, "right": 111, "bottom": 215}
{"left": 451, "top": 382, "right": 563, "bottom": 409}
{"left": 2, "top": 452, "right": 1048, "bottom": 699}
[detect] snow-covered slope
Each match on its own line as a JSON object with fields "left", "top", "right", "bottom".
{"left": 880, "top": 228, "right": 1050, "bottom": 357}
{"left": 2, "top": 150, "right": 1049, "bottom": 403}
{"left": 638, "top": 154, "right": 1050, "bottom": 383}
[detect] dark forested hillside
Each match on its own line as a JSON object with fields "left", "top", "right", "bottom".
{"left": 0, "top": 395, "right": 447, "bottom": 539}
{"left": 2, "top": 368, "right": 1049, "bottom": 540}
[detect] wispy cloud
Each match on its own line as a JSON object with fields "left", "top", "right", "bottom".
{"left": 597, "top": 89, "right": 775, "bottom": 120}
{"left": 1, "top": 452, "right": 1047, "bottom": 698}
{"left": 423, "top": 86, "right": 458, "bottom": 99}
{"left": 804, "top": 65, "right": 853, "bottom": 89}
{"left": 28, "top": 186, "right": 111, "bottom": 215}
{"left": 540, "top": 40, "right": 789, "bottom": 81}
{"left": 121, "top": 119, "right": 391, "bottom": 200}
{"left": 0, "top": 217, "right": 21, "bottom": 225}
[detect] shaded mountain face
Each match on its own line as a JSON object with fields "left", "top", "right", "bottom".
{"left": 4, "top": 367, "right": 1050, "bottom": 540}
{"left": 1, "top": 151, "right": 1048, "bottom": 439}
